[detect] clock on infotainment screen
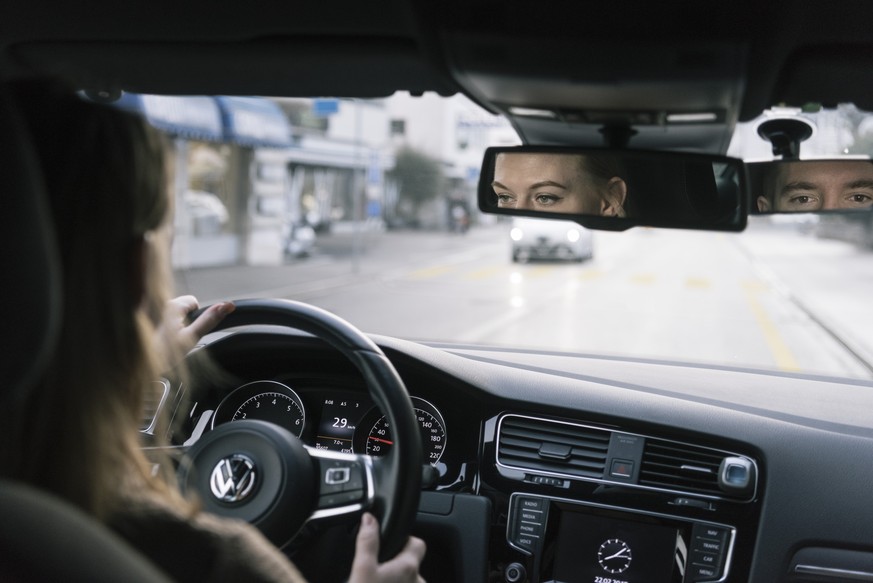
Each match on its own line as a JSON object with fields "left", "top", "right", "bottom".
{"left": 597, "top": 538, "right": 632, "bottom": 574}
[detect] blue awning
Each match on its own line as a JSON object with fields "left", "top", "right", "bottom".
{"left": 114, "top": 93, "right": 224, "bottom": 143}
{"left": 215, "top": 97, "right": 293, "bottom": 148}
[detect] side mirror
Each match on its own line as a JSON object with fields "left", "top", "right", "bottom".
{"left": 478, "top": 147, "right": 747, "bottom": 232}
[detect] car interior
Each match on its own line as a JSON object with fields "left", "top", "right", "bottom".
{"left": 3, "top": 1, "right": 873, "bottom": 582}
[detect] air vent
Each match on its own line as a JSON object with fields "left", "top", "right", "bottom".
{"left": 640, "top": 438, "right": 738, "bottom": 499}
{"left": 497, "top": 415, "right": 610, "bottom": 479}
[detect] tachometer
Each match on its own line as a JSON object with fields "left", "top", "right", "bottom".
{"left": 212, "top": 380, "right": 305, "bottom": 437}
{"left": 361, "top": 397, "right": 446, "bottom": 465}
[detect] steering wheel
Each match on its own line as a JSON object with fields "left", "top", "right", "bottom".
{"left": 176, "top": 298, "right": 422, "bottom": 561}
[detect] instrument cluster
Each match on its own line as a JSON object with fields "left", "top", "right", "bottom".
{"left": 211, "top": 380, "right": 448, "bottom": 465}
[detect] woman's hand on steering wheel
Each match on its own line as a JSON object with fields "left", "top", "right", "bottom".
{"left": 156, "top": 296, "right": 235, "bottom": 363}
{"left": 349, "top": 513, "right": 426, "bottom": 583}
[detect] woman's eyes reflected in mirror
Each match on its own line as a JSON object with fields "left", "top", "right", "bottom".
{"left": 532, "top": 193, "right": 563, "bottom": 207}
{"left": 479, "top": 148, "right": 748, "bottom": 231}
{"left": 495, "top": 193, "right": 516, "bottom": 206}
{"left": 490, "top": 152, "right": 623, "bottom": 216}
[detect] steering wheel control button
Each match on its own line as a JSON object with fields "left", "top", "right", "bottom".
{"left": 342, "top": 464, "right": 364, "bottom": 491}
{"left": 325, "top": 467, "right": 350, "bottom": 485}
{"left": 318, "top": 459, "right": 365, "bottom": 495}
{"left": 508, "top": 495, "right": 549, "bottom": 555}
{"left": 209, "top": 454, "right": 257, "bottom": 503}
{"left": 316, "top": 458, "right": 368, "bottom": 509}
{"left": 317, "top": 489, "right": 364, "bottom": 509}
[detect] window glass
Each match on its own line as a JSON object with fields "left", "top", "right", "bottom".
{"left": 167, "top": 96, "right": 873, "bottom": 382}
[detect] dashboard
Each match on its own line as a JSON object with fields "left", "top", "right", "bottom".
{"left": 161, "top": 326, "right": 873, "bottom": 583}
{"left": 174, "top": 330, "right": 483, "bottom": 494}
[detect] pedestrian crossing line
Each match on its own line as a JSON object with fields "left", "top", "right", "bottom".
{"left": 685, "top": 277, "right": 711, "bottom": 289}
{"left": 409, "top": 264, "right": 454, "bottom": 280}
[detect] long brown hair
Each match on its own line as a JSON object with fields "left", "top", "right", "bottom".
{"left": 4, "top": 80, "right": 185, "bottom": 519}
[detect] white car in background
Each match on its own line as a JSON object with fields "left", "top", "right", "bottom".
{"left": 182, "top": 189, "right": 228, "bottom": 236}
{"left": 510, "top": 217, "right": 593, "bottom": 262}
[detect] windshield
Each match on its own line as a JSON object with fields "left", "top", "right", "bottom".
{"left": 164, "top": 93, "right": 873, "bottom": 381}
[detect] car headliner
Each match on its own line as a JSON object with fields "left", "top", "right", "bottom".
{"left": 3, "top": 0, "right": 873, "bottom": 151}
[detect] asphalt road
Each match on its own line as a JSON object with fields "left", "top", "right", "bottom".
{"left": 175, "top": 219, "right": 873, "bottom": 380}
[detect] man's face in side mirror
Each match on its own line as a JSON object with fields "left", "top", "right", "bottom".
{"left": 757, "top": 160, "right": 873, "bottom": 212}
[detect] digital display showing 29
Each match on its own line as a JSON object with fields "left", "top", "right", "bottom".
{"left": 313, "top": 391, "right": 447, "bottom": 464}
{"left": 314, "top": 396, "right": 362, "bottom": 453}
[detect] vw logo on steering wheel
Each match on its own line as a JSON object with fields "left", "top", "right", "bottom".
{"left": 210, "top": 454, "right": 257, "bottom": 503}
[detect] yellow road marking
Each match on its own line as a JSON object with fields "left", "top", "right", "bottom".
{"left": 630, "top": 273, "right": 656, "bottom": 285}
{"left": 685, "top": 277, "right": 711, "bottom": 289}
{"left": 465, "top": 266, "right": 504, "bottom": 281}
{"left": 742, "top": 280, "right": 800, "bottom": 371}
{"left": 527, "top": 266, "right": 553, "bottom": 278}
{"left": 744, "top": 280, "right": 769, "bottom": 292}
{"left": 577, "top": 269, "right": 603, "bottom": 281}
{"left": 409, "top": 265, "right": 453, "bottom": 279}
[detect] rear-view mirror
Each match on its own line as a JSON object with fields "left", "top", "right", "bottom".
{"left": 747, "top": 159, "right": 873, "bottom": 214}
{"left": 478, "top": 147, "right": 747, "bottom": 232}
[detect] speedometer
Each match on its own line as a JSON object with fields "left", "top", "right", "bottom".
{"left": 212, "top": 380, "right": 305, "bottom": 437}
{"left": 361, "top": 397, "right": 447, "bottom": 465}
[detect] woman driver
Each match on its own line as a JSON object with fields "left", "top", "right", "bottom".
{"left": 0, "top": 79, "right": 425, "bottom": 583}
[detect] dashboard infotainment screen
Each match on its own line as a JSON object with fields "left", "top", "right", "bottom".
{"left": 551, "top": 513, "right": 680, "bottom": 583}
{"left": 541, "top": 502, "right": 689, "bottom": 583}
